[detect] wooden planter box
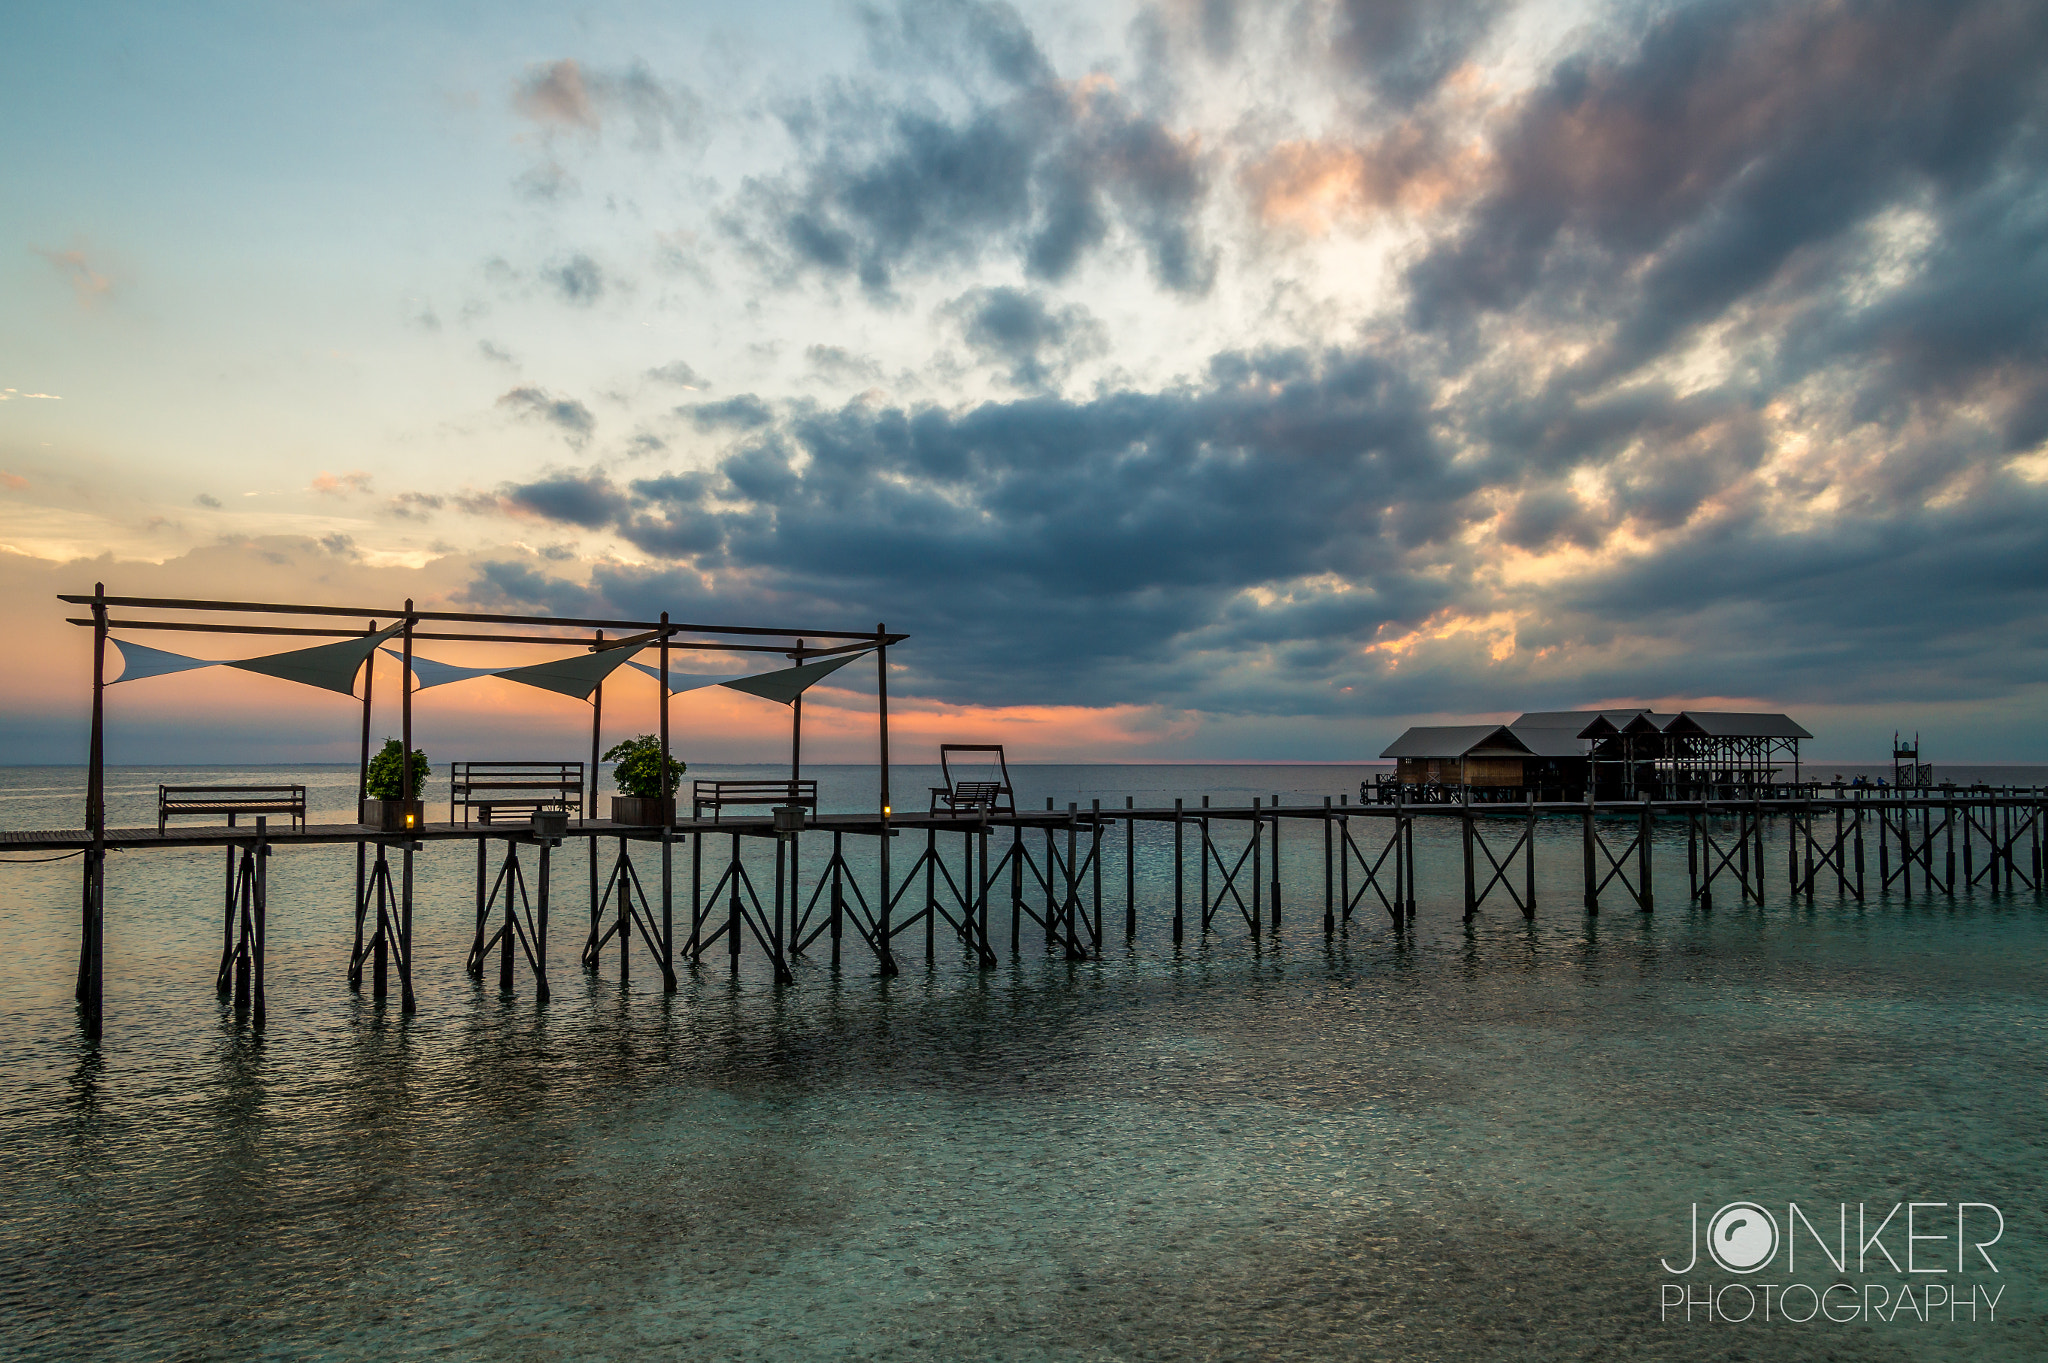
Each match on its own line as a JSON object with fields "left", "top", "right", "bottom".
{"left": 610, "top": 796, "right": 675, "bottom": 827}
{"left": 360, "top": 798, "right": 425, "bottom": 832}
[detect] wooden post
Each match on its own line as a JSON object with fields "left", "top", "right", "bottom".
{"left": 1638, "top": 792, "right": 1654, "bottom": 913}
{"left": 1269, "top": 793, "right": 1281, "bottom": 931}
{"left": 1011, "top": 822, "right": 1024, "bottom": 955}
{"left": 1460, "top": 794, "right": 1475, "bottom": 923}
{"left": 1853, "top": 800, "right": 1865, "bottom": 898}
{"left": 1323, "top": 797, "right": 1334, "bottom": 937}
{"left": 976, "top": 826, "right": 991, "bottom": 966}
{"left": 252, "top": 817, "right": 268, "bottom": 1029}
{"left": 399, "top": 599, "right": 417, "bottom": 1013}
{"left": 1404, "top": 809, "right": 1418, "bottom": 916}
{"left": 1125, "top": 796, "right": 1136, "bottom": 938}
{"left": 500, "top": 841, "right": 516, "bottom": 991}
{"left": 1073, "top": 798, "right": 1089, "bottom": 953}
{"left": 1523, "top": 792, "right": 1536, "bottom": 918}
{"left": 354, "top": 617, "right": 376, "bottom": 984}
{"left": 81, "top": 583, "right": 108, "bottom": 1037}
{"left": 1582, "top": 789, "right": 1598, "bottom": 914}
{"left": 1091, "top": 799, "right": 1103, "bottom": 945}
{"left": 1200, "top": 796, "right": 1210, "bottom": 932}
{"left": 876, "top": 623, "right": 894, "bottom": 975}
{"left": 830, "top": 829, "right": 844, "bottom": 967}
{"left": 590, "top": 628, "right": 603, "bottom": 969}
{"left": 728, "top": 831, "right": 742, "bottom": 976}
{"left": 471, "top": 837, "right": 488, "bottom": 976}
{"left": 1250, "top": 798, "right": 1262, "bottom": 937}
{"left": 1172, "top": 799, "right": 1184, "bottom": 945}
{"left": 1045, "top": 802, "right": 1057, "bottom": 948}
{"left": 659, "top": 614, "right": 674, "bottom": 991}
{"left": 536, "top": 837, "right": 552, "bottom": 1004}
{"left": 1339, "top": 802, "right": 1351, "bottom": 925}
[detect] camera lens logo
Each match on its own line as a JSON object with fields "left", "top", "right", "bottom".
{"left": 1707, "top": 1202, "right": 1779, "bottom": 1273}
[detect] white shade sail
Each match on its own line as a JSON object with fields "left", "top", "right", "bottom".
{"left": 109, "top": 638, "right": 220, "bottom": 684}
{"left": 230, "top": 621, "right": 407, "bottom": 696}
{"left": 112, "top": 621, "right": 404, "bottom": 695}
{"left": 721, "top": 651, "right": 869, "bottom": 705}
{"left": 383, "top": 649, "right": 507, "bottom": 691}
{"left": 625, "top": 661, "right": 754, "bottom": 694}
{"left": 493, "top": 642, "right": 648, "bottom": 702}
{"left": 384, "top": 641, "right": 646, "bottom": 701}
{"left": 625, "top": 650, "right": 870, "bottom": 704}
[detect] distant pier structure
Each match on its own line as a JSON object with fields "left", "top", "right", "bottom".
{"left": 1376, "top": 710, "right": 1810, "bottom": 802}
{"left": 4, "top": 589, "right": 2044, "bottom": 1045}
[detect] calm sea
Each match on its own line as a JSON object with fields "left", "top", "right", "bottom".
{"left": 1, "top": 763, "right": 2043, "bottom": 1361}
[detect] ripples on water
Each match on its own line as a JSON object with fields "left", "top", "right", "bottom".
{"left": 1, "top": 765, "right": 2044, "bottom": 1360}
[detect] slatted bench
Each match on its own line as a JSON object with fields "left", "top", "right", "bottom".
{"left": 450, "top": 761, "right": 585, "bottom": 826}
{"left": 692, "top": 779, "right": 818, "bottom": 822}
{"left": 158, "top": 785, "right": 307, "bottom": 834}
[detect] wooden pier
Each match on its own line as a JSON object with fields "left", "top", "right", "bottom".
{"left": 14, "top": 788, "right": 2044, "bottom": 1041}
{"left": 15, "top": 586, "right": 2046, "bottom": 1042}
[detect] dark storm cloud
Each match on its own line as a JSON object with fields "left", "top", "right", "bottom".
{"left": 1409, "top": 0, "right": 2048, "bottom": 377}
{"left": 944, "top": 285, "right": 1106, "bottom": 389}
{"left": 459, "top": 559, "right": 606, "bottom": 616}
{"left": 476, "top": 351, "right": 1465, "bottom": 709}
{"left": 502, "top": 471, "right": 628, "bottom": 528}
{"left": 470, "top": 0, "right": 2048, "bottom": 735}
{"left": 738, "top": 0, "right": 1214, "bottom": 295}
{"left": 1330, "top": 0, "right": 1504, "bottom": 107}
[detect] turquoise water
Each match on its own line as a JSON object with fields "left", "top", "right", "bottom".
{"left": 1, "top": 764, "right": 2043, "bottom": 1360}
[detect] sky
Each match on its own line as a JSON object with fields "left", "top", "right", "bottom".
{"left": 3, "top": 0, "right": 2046, "bottom": 765}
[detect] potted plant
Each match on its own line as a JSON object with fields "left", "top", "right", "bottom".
{"left": 362, "top": 737, "right": 430, "bottom": 831}
{"left": 604, "top": 734, "right": 683, "bottom": 825}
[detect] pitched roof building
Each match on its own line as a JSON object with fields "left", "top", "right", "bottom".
{"left": 1378, "top": 709, "right": 1811, "bottom": 799}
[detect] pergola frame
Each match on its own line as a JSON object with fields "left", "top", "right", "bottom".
{"left": 59, "top": 584, "right": 906, "bottom": 1038}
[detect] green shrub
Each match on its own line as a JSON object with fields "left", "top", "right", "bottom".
{"left": 366, "top": 738, "right": 430, "bottom": 800}
{"left": 604, "top": 734, "right": 684, "bottom": 798}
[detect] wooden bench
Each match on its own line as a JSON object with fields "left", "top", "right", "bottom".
{"left": 929, "top": 744, "right": 1016, "bottom": 817}
{"left": 158, "top": 785, "right": 307, "bottom": 834}
{"left": 692, "top": 779, "right": 818, "bottom": 822}
{"left": 450, "top": 761, "right": 586, "bottom": 826}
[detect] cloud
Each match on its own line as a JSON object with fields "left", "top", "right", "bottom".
{"left": 685, "top": 395, "right": 774, "bottom": 431}
{"left": 0, "top": 473, "right": 27, "bottom": 492}
{"left": 33, "top": 246, "right": 112, "bottom": 306}
{"left": 513, "top": 59, "right": 599, "bottom": 130}
{"left": 310, "top": 470, "right": 374, "bottom": 497}
{"left": 497, "top": 386, "right": 596, "bottom": 445}
{"left": 805, "top": 345, "right": 885, "bottom": 386}
{"left": 943, "top": 285, "right": 1106, "bottom": 389}
{"left": 645, "top": 360, "right": 707, "bottom": 389}
{"left": 386, "top": 491, "right": 444, "bottom": 521}
{"left": 543, "top": 254, "right": 605, "bottom": 305}
{"left": 478, "top": 340, "right": 518, "bottom": 366}
{"left": 193, "top": 493, "right": 222, "bottom": 509}
{"left": 512, "top": 58, "right": 701, "bottom": 152}
{"left": 736, "top": 0, "right": 1215, "bottom": 295}
{"left": 501, "top": 472, "right": 629, "bottom": 527}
